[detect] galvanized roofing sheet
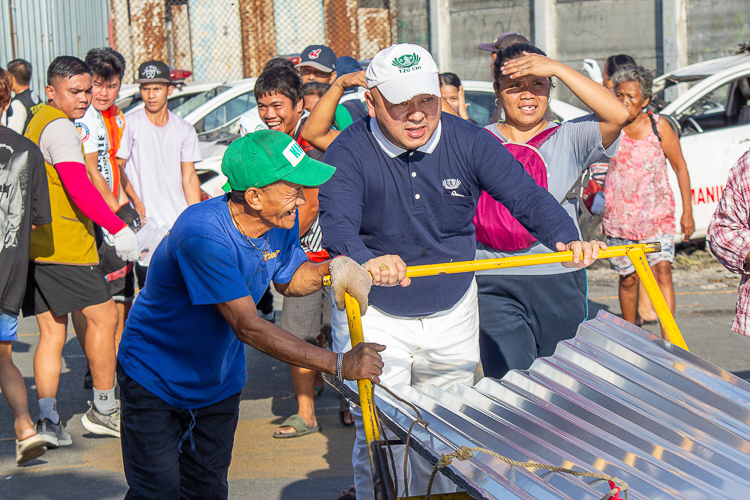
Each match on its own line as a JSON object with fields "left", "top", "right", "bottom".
{"left": 367, "top": 310, "right": 750, "bottom": 500}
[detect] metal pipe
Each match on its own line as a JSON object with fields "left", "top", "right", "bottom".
{"left": 345, "top": 293, "right": 381, "bottom": 450}
{"left": 404, "top": 243, "right": 662, "bottom": 277}
{"left": 627, "top": 247, "right": 689, "bottom": 350}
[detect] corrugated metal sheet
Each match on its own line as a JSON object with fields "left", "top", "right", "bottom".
{"left": 359, "top": 310, "right": 750, "bottom": 499}
{"left": 0, "top": 0, "right": 109, "bottom": 96}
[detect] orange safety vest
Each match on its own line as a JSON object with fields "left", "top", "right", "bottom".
{"left": 25, "top": 105, "right": 98, "bottom": 265}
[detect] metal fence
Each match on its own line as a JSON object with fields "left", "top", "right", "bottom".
{"left": 112, "top": 0, "right": 396, "bottom": 84}
{"left": 0, "top": 0, "right": 110, "bottom": 95}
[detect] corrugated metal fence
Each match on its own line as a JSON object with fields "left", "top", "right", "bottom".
{"left": 111, "top": 0, "right": 395, "bottom": 84}
{"left": 0, "top": 0, "right": 110, "bottom": 95}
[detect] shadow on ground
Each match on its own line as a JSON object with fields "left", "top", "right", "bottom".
{"left": 1, "top": 470, "right": 127, "bottom": 499}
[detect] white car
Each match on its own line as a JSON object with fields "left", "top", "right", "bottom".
{"left": 655, "top": 50, "right": 750, "bottom": 240}
{"left": 115, "top": 81, "right": 222, "bottom": 115}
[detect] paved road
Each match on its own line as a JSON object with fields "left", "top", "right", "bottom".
{"left": 1, "top": 251, "right": 748, "bottom": 499}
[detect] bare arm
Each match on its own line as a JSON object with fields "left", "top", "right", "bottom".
{"left": 181, "top": 161, "right": 201, "bottom": 206}
{"left": 83, "top": 151, "right": 119, "bottom": 211}
{"left": 118, "top": 158, "right": 146, "bottom": 218}
{"left": 273, "top": 260, "right": 329, "bottom": 297}
{"left": 302, "top": 71, "right": 367, "bottom": 151}
{"left": 215, "top": 294, "right": 384, "bottom": 381}
{"left": 501, "top": 53, "right": 629, "bottom": 147}
{"left": 660, "top": 118, "right": 695, "bottom": 239}
{"left": 441, "top": 98, "right": 459, "bottom": 116}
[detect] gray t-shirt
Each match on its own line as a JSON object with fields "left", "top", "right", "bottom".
{"left": 476, "top": 114, "right": 619, "bottom": 275}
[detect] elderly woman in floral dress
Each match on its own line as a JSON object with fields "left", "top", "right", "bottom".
{"left": 603, "top": 66, "right": 695, "bottom": 338}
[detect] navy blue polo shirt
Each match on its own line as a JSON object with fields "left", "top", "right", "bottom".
{"left": 319, "top": 113, "right": 579, "bottom": 317}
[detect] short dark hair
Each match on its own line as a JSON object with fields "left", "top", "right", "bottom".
{"left": 263, "top": 57, "right": 296, "bottom": 73}
{"left": 85, "top": 47, "right": 126, "bottom": 81}
{"left": 47, "top": 56, "right": 91, "bottom": 87}
{"left": 438, "top": 72, "right": 462, "bottom": 89}
{"left": 229, "top": 189, "right": 247, "bottom": 204}
{"left": 7, "top": 59, "right": 32, "bottom": 86}
{"left": 604, "top": 54, "right": 637, "bottom": 79}
{"left": 303, "top": 81, "right": 330, "bottom": 99}
{"left": 254, "top": 67, "right": 303, "bottom": 105}
{"left": 493, "top": 43, "right": 546, "bottom": 83}
{"left": 0, "top": 68, "right": 12, "bottom": 108}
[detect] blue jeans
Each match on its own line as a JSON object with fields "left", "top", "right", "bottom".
{"left": 118, "top": 364, "right": 241, "bottom": 500}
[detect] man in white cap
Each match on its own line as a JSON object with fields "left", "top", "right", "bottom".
{"left": 319, "top": 44, "right": 603, "bottom": 499}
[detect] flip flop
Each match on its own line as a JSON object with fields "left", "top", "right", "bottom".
{"left": 314, "top": 385, "right": 324, "bottom": 398}
{"left": 273, "top": 415, "right": 321, "bottom": 439}
{"left": 16, "top": 434, "right": 47, "bottom": 465}
{"left": 339, "top": 397, "right": 354, "bottom": 427}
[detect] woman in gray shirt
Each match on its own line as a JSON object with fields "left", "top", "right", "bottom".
{"left": 477, "top": 43, "right": 628, "bottom": 378}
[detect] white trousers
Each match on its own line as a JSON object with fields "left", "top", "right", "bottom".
{"left": 332, "top": 279, "right": 480, "bottom": 500}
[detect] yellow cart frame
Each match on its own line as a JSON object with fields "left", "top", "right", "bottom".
{"left": 342, "top": 243, "right": 688, "bottom": 500}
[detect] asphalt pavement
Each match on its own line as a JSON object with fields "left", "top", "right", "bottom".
{"left": 1, "top": 247, "right": 748, "bottom": 499}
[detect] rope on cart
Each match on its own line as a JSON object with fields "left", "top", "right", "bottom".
{"left": 369, "top": 383, "right": 629, "bottom": 500}
{"left": 425, "top": 446, "right": 629, "bottom": 500}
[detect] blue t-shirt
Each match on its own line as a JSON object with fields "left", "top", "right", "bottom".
{"left": 319, "top": 113, "right": 579, "bottom": 317}
{"left": 118, "top": 195, "right": 307, "bottom": 409}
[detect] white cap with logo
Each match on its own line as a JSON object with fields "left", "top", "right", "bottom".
{"left": 366, "top": 44, "right": 441, "bottom": 104}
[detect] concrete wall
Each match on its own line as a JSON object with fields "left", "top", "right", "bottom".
{"left": 687, "top": 0, "right": 749, "bottom": 63}
{"left": 449, "top": 0, "right": 531, "bottom": 80}
{"left": 443, "top": 0, "right": 749, "bottom": 108}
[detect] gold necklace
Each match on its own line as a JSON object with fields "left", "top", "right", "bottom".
{"left": 228, "top": 200, "right": 272, "bottom": 261}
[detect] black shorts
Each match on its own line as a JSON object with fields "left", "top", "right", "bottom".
{"left": 98, "top": 241, "right": 135, "bottom": 302}
{"left": 22, "top": 262, "right": 112, "bottom": 318}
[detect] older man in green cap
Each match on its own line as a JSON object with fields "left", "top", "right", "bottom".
{"left": 116, "top": 129, "right": 381, "bottom": 499}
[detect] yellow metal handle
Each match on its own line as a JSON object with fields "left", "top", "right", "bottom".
{"left": 627, "top": 247, "right": 688, "bottom": 350}
{"left": 344, "top": 293, "right": 381, "bottom": 453}
{"left": 404, "top": 243, "right": 662, "bottom": 277}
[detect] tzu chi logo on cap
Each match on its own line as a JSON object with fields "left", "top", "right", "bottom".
{"left": 391, "top": 53, "right": 421, "bottom": 73}
{"left": 308, "top": 49, "right": 322, "bottom": 59}
{"left": 144, "top": 65, "right": 159, "bottom": 79}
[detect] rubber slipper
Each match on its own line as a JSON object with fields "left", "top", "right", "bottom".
{"left": 314, "top": 385, "right": 324, "bottom": 398}
{"left": 273, "top": 415, "right": 321, "bottom": 439}
{"left": 339, "top": 397, "right": 354, "bottom": 427}
{"left": 16, "top": 434, "right": 47, "bottom": 465}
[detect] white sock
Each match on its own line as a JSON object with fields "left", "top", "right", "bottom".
{"left": 38, "top": 398, "right": 59, "bottom": 424}
{"left": 93, "top": 388, "right": 117, "bottom": 415}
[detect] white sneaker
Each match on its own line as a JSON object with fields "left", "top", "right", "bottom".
{"left": 81, "top": 400, "right": 120, "bottom": 438}
{"left": 36, "top": 418, "right": 72, "bottom": 448}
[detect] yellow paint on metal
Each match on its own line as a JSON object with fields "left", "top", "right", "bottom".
{"left": 627, "top": 247, "right": 689, "bottom": 351}
{"left": 345, "top": 293, "right": 381, "bottom": 453}
{"left": 404, "top": 243, "right": 662, "bottom": 277}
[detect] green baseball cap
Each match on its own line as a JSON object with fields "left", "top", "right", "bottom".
{"left": 221, "top": 130, "right": 336, "bottom": 192}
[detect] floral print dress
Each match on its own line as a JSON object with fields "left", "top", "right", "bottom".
{"left": 603, "top": 114, "right": 675, "bottom": 240}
